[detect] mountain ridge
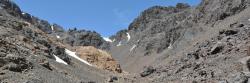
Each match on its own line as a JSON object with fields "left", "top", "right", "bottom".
{"left": 1, "top": 0, "right": 250, "bottom": 82}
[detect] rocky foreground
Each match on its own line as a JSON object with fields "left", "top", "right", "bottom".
{"left": 1, "top": 0, "right": 250, "bottom": 83}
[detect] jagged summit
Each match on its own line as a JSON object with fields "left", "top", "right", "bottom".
{"left": 128, "top": 3, "right": 191, "bottom": 31}
{"left": 0, "top": 0, "right": 22, "bottom": 17}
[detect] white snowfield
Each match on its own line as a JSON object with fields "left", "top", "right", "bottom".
{"left": 56, "top": 35, "right": 60, "bottom": 38}
{"left": 130, "top": 44, "right": 137, "bottom": 52}
{"left": 65, "top": 49, "right": 92, "bottom": 66}
{"left": 53, "top": 54, "right": 68, "bottom": 65}
{"left": 127, "top": 32, "right": 131, "bottom": 41}
{"left": 103, "top": 37, "right": 113, "bottom": 42}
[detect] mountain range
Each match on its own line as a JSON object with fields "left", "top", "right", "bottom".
{"left": 1, "top": 0, "right": 250, "bottom": 83}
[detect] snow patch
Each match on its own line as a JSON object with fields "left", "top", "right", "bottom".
{"left": 56, "top": 35, "right": 60, "bottom": 38}
{"left": 127, "top": 33, "right": 131, "bottom": 41}
{"left": 217, "top": 41, "right": 222, "bottom": 44}
{"left": 65, "top": 49, "right": 92, "bottom": 66}
{"left": 22, "top": 12, "right": 26, "bottom": 15}
{"left": 130, "top": 45, "right": 137, "bottom": 52}
{"left": 168, "top": 44, "right": 173, "bottom": 49}
{"left": 137, "top": 40, "right": 140, "bottom": 42}
{"left": 51, "top": 25, "right": 54, "bottom": 31}
{"left": 53, "top": 54, "right": 68, "bottom": 65}
{"left": 103, "top": 37, "right": 113, "bottom": 42}
{"left": 117, "top": 41, "right": 122, "bottom": 46}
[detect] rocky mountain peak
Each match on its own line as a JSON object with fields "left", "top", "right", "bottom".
{"left": 128, "top": 3, "right": 190, "bottom": 31}
{"left": 0, "top": 0, "right": 22, "bottom": 17}
{"left": 62, "top": 28, "right": 109, "bottom": 49}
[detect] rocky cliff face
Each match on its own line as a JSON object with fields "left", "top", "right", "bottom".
{"left": 193, "top": 0, "right": 250, "bottom": 24}
{"left": 0, "top": 0, "right": 22, "bottom": 17}
{"left": 109, "top": 3, "right": 193, "bottom": 73}
{"left": 108, "top": 0, "right": 250, "bottom": 82}
{"left": 74, "top": 46, "right": 122, "bottom": 73}
{"left": 61, "top": 29, "right": 109, "bottom": 50}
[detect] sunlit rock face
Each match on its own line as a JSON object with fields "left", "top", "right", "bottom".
{"left": 75, "top": 46, "right": 122, "bottom": 73}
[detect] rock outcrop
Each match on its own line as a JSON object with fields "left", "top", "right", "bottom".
{"left": 61, "top": 29, "right": 109, "bottom": 50}
{"left": 75, "top": 46, "right": 122, "bottom": 73}
{"left": 0, "top": 0, "right": 22, "bottom": 17}
{"left": 109, "top": 3, "right": 193, "bottom": 73}
{"left": 194, "top": 0, "right": 250, "bottom": 24}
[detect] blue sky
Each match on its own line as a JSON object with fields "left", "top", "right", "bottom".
{"left": 13, "top": 0, "right": 201, "bottom": 37}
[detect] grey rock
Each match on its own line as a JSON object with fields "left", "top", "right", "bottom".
{"left": 228, "top": 73, "right": 248, "bottom": 83}
{"left": 108, "top": 76, "right": 118, "bottom": 82}
{"left": 194, "top": 0, "right": 250, "bottom": 24}
{"left": 52, "top": 23, "right": 64, "bottom": 33}
{"left": 0, "top": 0, "right": 22, "bottom": 17}
{"left": 35, "top": 18, "right": 52, "bottom": 34}
{"left": 2, "top": 54, "right": 32, "bottom": 72}
{"left": 219, "top": 29, "right": 238, "bottom": 36}
{"left": 21, "top": 12, "right": 32, "bottom": 22}
{"left": 39, "top": 59, "right": 52, "bottom": 71}
{"left": 210, "top": 43, "right": 224, "bottom": 55}
{"left": 140, "top": 66, "right": 156, "bottom": 77}
{"left": 62, "top": 28, "right": 108, "bottom": 49}
{"left": 50, "top": 46, "right": 70, "bottom": 64}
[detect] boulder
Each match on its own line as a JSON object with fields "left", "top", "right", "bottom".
{"left": 210, "top": 42, "right": 224, "bottom": 55}
{"left": 51, "top": 46, "right": 70, "bottom": 64}
{"left": 140, "top": 66, "right": 156, "bottom": 77}
{"left": 219, "top": 29, "right": 238, "bottom": 36}
{"left": 21, "top": 12, "right": 32, "bottom": 22}
{"left": 108, "top": 76, "right": 118, "bottom": 82}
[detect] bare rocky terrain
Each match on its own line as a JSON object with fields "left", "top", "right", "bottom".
{"left": 1, "top": 0, "right": 250, "bottom": 83}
